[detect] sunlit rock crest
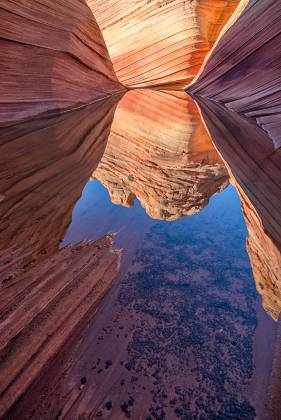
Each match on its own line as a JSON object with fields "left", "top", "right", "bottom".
{"left": 88, "top": 0, "right": 240, "bottom": 89}
{"left": 94, "top": 90, "right": 229, "bottom": 220}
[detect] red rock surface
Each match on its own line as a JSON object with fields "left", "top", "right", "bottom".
{"left": 0, "top": 0, "right": 124, "bottom": 126}
{"left": 88, "top": 0, "right": 240, "bottom": 89}
{"left": 94, "top": 90, "right": 229, "bottom": 220}
{"left": 195, "top": 96, "right": 281, "bottom": 321}
{"left": 188, "top": 0, "right": 281, "bottom": 148}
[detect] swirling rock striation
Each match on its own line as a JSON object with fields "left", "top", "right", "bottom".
{"left": 0, "top": 0, "right": 124, "bottom": 126}
{"left": 88, "top": 0, "right": 240, "bottom": 89}
{"left": 94, "top": 90, "right": 229, "bottom": 220}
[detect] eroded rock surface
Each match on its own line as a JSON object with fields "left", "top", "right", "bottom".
{"left": 94, "top": 90, "right": 229, "bottom": 220}
{"left": 88, "top": 0, "right": 240, "bottom": 89}
{"left": 0, "top": 0, "right": 124, "bottom": 126}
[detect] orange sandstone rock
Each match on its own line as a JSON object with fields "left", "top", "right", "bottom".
{"left": 0, "top": 236, "right": 121, "bottom": 418}
{"left": 0, "top": 97, "right": 122, "bottom": 418}
{"left": 88, "top": 0, "right": 240, "bottom": 89}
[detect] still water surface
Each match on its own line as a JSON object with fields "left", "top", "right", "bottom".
{"left": 63, "top": 180, "right": 276, "bottom": 419}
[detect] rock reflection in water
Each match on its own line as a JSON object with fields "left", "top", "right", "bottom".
{"left": 94, "top": 90, "right": 229, "bottom": 220}
{"left": 0, "top": 96, "right": 122, "bottom": 418}
{"left": 59, "top": 92, "right": 276, "bottom": 419}
{"left": 195, "top": 96, "right": 281, "bottom": 322}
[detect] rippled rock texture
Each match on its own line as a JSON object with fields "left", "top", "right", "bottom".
{"left": 0, "top": 0, "right": 124, "bottom": 126}
{"left": 94, "top": 90, "right": 229, "bottom": 220}
{"left": 89, "top": 0, "right": 240, "bottom": 89}
{"left": 195, "top": 97, "right": 281, "bottom": 321}
{"left": 188, "top": 0, "right": 281, "bottom": 148}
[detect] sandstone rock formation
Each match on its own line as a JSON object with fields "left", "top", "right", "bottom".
{"left": 0, "top": 0, "right": 124, "bottom": 126}
{"left": 195, "top": 97, "right": 281, "bottom": 321}
{"left": 188, "top": 0, "right": 281, "bottom": 148}
{"left": 88, "top": 0, "right": 240, "bottom": 89}
{"left": 0, "top": 236, "right": 120, "bottom": 418}
{"left": 94, "top": 90, "right": 229, "bottom": 220}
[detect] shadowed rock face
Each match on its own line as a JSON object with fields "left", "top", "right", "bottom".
{"left": 188, "top": 0, "right": 281, "bottom": 148}
{"left": 94, "top": 90, "right": 229, "bottom": 220}
{"left": 195, "top": 97, "right": 281, "bottom": 321}
{"left": 0, "top": 0, "right": 124, "bottom": 126}
{"left": 88, "top": 0, "right": 240, "bottom": 89}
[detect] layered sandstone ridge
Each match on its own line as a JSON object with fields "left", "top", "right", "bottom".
{"left": 195, "top": 97, "right": 281, "bottom": 321}
{"left": 188, "top": 0, "right": 281, "bottom": 149}
{"left": 94, "top": 90, "right": 229, "bottom": 220}
{"left": 0, "top": 236, "right": 120, "bottom": 418}
{"left": 0, "top": 0, "right": 124, "bottom": 126}
{"left": 88, "top": 0, "right": 240, "bottom": 89}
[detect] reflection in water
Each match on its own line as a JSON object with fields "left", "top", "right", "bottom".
{"left": 0, "top": 96, "right": 120, "bottom": 263}
{"left": 0, "top": 96, "right": 122, "bottom": 418}
{"left": 0, "top": 90, "right": 280, "bottom": 419}
{"left": 195, "top": 97, "right": 281, "bottom": 322}
{"left": 94, "top": 90, "right": 229, "bottom": 220}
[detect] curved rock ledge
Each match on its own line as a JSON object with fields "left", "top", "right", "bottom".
{"left": 0, "top": 236, "right": 121, "bottom": 418}
{"left": 0, "top": 0, "right": 124, "bottom": 126}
